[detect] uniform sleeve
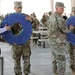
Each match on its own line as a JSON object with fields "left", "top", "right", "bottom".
{"left": 47, "top": 16, "right": 57, "bottom": 35}
{"left": 22, "top": 13, "right": 33, "bottom": 23}
{"left": 0, "top": 27, "right": 7, "bottom": 34}
{"left": 57, "top": 17, "right": 71, "bottom": 33}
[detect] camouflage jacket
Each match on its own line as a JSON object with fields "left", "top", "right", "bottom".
{"left": 32, "top": 18, "right": 39, "bottom": 30}
{"left": 47, "top": 12, "right": 71, "bottom": 44}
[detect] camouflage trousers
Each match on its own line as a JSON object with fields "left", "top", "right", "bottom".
{"left": 49, "top": 42, "right": 66, "bottom": 75}
{"left": 11, "top": 44, "right": 31, "bottom": 75}
{"left": 66, "top": 41, "right": 75, "bottom": 71}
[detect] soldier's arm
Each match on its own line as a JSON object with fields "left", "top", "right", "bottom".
{"left": 57, "top": 17, "right": 72, "bottom": 33}
{"left": 22, "top": 13, "right": 33, "bottom": 23}
{"left": 47, "top": 16, "right": 57, "bottom": 35}
{"left": 0, "top": 25, "right": 10, "bottom": 34}
{"left": 25, "top": 15, "right": 33, "bottom": 22}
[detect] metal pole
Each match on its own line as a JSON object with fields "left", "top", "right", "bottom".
{"left": 50, "top": 0, "right": 54, "bottom": 13}
{"left": 0, "top": 0, "right": 1, "bottom": 15}
{"left": 71, "top": 0, "right": 75, "bottom": 7}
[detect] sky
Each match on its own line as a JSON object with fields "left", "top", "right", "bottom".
{"left": 1, "top": 0, "right": 71, "bottom": 20}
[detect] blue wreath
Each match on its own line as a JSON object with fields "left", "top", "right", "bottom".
{"left": 66, "top": 16, "right": 75, "bottom": 26}
{"left": 66, "top": 16, "right": 75, "bottom": 45}
{"left": 1, "top": 13, "right": 32, "bottom": 45}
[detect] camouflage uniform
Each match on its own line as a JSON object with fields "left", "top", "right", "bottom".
{"left": 66, "top": 41, "right": 75, "bottom": 71}
{"left": 11, "top": 24, "right": 31, "bottom": 75}
{"left": 41, "top": 14, "right": 49, "bottom": 27}
{"left": 47, "top": 2, "right": 72, "bottom": 75}
{"left": 11, "top": 1, "right": 31, "bottom": 75}
{"left": 11, "top": 21, "right": 31, "bottom": 75}
{"left": 11, "top": 41, "right": 31, "bottom": 75}
{"left": 47, "top": 9, "right": 72, "bottom": 75}
{"left": 32, "top": 18, "right": 39, "bottom": 44}
{"left": 48, "top": 11, "right": 67, "bottom": 75}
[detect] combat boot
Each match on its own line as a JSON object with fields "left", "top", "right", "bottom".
{"left": 16, "top": 72, "right": 22, "bottom": 75}
{"left": 72, "top": 71, "right": 75, "bottom": 75}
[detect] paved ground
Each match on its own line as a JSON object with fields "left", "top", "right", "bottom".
{"left": 0, "top": 42, "right": 72, "bottom": 75}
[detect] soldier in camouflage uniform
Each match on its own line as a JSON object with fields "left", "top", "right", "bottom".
{"left": 30, "top": 13, "right": 39, "bottom": 44}
{"left": 40, "top": 13, "right": 49, "bottom": 27}
{"left": 66, "top": 7, "right": 75, "bottom": 75}
{"left": 11, "top": 1, "right": 33, "bottom": 75}
{"left": 47, "top": 2, "right": 74, "bottom": 75}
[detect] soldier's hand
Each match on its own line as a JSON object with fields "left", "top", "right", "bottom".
{"left": 25, "top": 16, "right": 33, "bottom": 22}
{"left": 5, "top": 25, "right": 11, "bottom": 31}
{"left": 69, "top": 25, "right": 74, "bottom": 30}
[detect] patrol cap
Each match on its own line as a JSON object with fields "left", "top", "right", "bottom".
{"left": 14, "top": 1, "right": 22, "bottom": 8}
{"left": 55, "top": 2, "right": 65, "bottom": 8}
{"left": 72, "top": 7, "right": 75, "bottom": 12}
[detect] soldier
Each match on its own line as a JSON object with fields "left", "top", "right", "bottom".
{"left": 11, "top": 1, "right": 33, "bottom": 75}
{"left": 47, "top": 2, "right": 74, "bottom": 75}
{"left": 41, "top": 13, "right": 48, "bottom": 27}
{"left": 66, "top": 7, "right": 75, "bottom": 75}
{"left": 30, "top": 13, "right": 39, "bottom": 44}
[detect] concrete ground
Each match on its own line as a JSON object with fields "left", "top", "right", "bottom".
{"left": 0, "top": 42, "right": 72, "bottom": 75}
